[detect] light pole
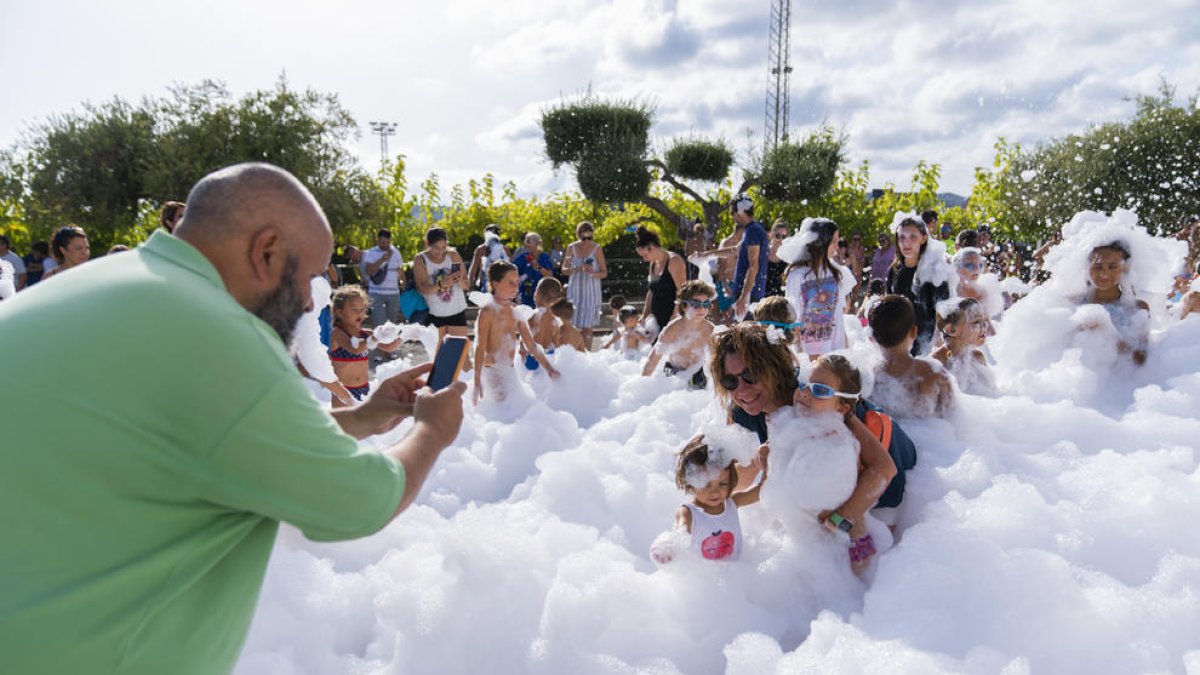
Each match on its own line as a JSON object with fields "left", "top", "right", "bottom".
{"left": 369, "top": 121, "right": 398, "bottom": 173}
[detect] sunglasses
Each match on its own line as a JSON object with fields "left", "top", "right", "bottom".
{"left": 580, "top": 235, "right": 593, "bottom": 240}
{"left": 684, "top": 299, "right": 712, "bottom": 309}
{"left": 797, "top": 379, "right": 858, "bottom": 400}
{"left": 773, "top": 233, "right": 787, "bottom": 240}
{"left": 959, "top": 262, "right": 982, "bottom": 271}
{"left": 719, "top": 369, "right": 758, "bottom": 391}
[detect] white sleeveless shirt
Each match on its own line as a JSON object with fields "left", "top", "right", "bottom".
{"left": 684, "top": 499, "right": 743, "bottom": 561}
{"left": 419, "top": 252, "right": 468, "bottom": 317}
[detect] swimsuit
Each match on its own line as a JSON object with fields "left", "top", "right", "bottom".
{"left": 524, "top": 348, "right": 554, "bottom": 371}
{"left": 346, "top": 382, "right": 370, "bottom": 400}
{"left": 663, "top": 362, "right": 708, "bottom": 390}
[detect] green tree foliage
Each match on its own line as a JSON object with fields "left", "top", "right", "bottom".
{"left": 756, "top": 126, "right": 844, "bottom": 203}
{"left": 982, "top": 83, "right": 1200, "bottom": 238}
{"left": 3, "top": 78, "right": 385, "bottom": 252}
{"left": 664, "top": 138, "right": 734, "bottom": 183}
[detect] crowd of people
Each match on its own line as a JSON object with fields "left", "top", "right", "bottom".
{"left": 3, "top": 163, "right": 1199, "bottom": 672}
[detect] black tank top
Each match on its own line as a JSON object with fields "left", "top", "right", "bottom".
{"left": 648, "top": 255, "right": 678, "bottom": 330}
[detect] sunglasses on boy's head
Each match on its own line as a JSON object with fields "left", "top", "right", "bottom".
{"left": 796, "top": 378, "right": 858, "bottom": 400}
{"left": 683, "top": 299, "right": 712, "bottom": 309}
{"left": 719, "top": 369, "right": 758, "bottom": 391}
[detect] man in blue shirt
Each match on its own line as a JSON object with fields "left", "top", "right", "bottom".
{"left": 730, "top": 193, "right": 769, "bottom": 319}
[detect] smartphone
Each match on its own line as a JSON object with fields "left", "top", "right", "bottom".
{"left": 428, "top": 335, "right": 469, "bottom": 391}
{"left": 450, "top": 263, "right": 462, "bottom": 274}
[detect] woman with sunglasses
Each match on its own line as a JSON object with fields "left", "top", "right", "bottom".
{"left": 764, "top": 219, "right": 790, "bottom": 298}
{"left": 563, "top": 221, "right": 607, "bottom": 349}
{"left": 709, "top": 324, "right": 898, "bottom": 549}
{"left": 636, "top": 226, "right": 687, "bottom": 336}
{"left": 641, "top": 280, "right": 716, "bottom": 388}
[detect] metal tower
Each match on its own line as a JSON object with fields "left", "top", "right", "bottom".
{"left": 764, "top": 0, "right": 793, "bottom": 153}
{"left": 369, "top": 121, "right": 398, "bottom": 172}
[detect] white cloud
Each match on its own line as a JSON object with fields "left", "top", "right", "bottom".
{"left": 1, "top": 0, "right": 1197, "bottom": 198}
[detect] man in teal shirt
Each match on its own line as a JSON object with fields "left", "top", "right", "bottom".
{"left": 0, "top": 163, "right": 465, "bottom": 674}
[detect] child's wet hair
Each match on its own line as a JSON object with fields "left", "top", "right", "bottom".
{"left": 1091, "top": 240, "right": 1131, "bottom": 261}
{"left": 609, "top": 294, "right": 627, "bottom": 312}
{"left": 550, "top": 298, "right": 574, "bottom": 321}
{"left": 677, "top": 279, "right": 715, "bottom": 315}
{"left": 868, "top": 294, "right": 916, "bottom": 348}
{"left": 332, "top": 285, "right": 370, "bottom": 313}
{"left": 618, "top": 305, "right": 640, "bottom": 324}
{"left": 752, "top": 296, "right": 798, "bottom": 342}
{"left": 488, "top": 259, "right": 518, "bottom": 285}
{"left": 815, "top": 354, "right": 862, "bottom": 401}
{"left": 535, "top": 276, "right": 564, "bottom": 302}
{"left": 674, "top": 435, "right": 738, "bottom": 493}
{"left": 936, "top": 297, "right": 982, "bottom": 333}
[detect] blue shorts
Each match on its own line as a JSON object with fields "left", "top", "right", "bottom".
{"left": 524, "top": 349, "right": 554, "bottom": 371}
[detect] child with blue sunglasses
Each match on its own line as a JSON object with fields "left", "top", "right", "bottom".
{"left": 794, "top": 354, "right": 916, "bottom": 573}
{"left": 642, "top": 280, "right": 717, "bottom": 388}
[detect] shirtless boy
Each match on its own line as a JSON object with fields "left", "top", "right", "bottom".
{"left": 474, "top": 260, "right": 560, "bottom": 403}
{"left": 642, "top": 280, "right": 716, "bottom": 389}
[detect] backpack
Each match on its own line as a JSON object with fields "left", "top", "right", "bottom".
{"left": 855, "top": 399, "right": 918, "bottom": 509}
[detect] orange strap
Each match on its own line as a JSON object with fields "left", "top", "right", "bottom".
{"left": 864, "top": 409, "right": 893, "bottom": 449}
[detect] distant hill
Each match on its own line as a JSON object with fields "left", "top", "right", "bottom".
{"left": 868, "top": 189, "right": 968, "bottom": 208}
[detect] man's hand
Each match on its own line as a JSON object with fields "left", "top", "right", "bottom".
{"left": 410, "top": 381, "right": 467, "bottom": 447}
{"left": 336, "top": 363, "right": 432, "bottom": 439}
{"left": 733, "top": 297, "right": 748, "bottom": 320}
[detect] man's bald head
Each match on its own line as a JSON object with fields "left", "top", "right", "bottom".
{"left": 173, "top": 163, "right": 334, "bottom": 342}
{"left": 174, "top": 163, "right": 329, "bottom": 245}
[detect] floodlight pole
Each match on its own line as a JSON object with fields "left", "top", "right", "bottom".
{"left": 369, "top": 121, "right": 398, "bottom": 172}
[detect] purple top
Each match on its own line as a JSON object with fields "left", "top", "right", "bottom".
{"left": 870, "top": 246, "right": 896, "bottom": 281}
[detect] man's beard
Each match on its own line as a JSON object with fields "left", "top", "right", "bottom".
{"left": 251, "top": 255, "right": 306, "bottom": 348}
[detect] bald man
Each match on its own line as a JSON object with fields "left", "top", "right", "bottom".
{"left": 0, "top": 163, "right": 466, "bottom": 674}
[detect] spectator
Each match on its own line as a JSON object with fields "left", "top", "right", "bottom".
{"left": 412, "top": 227, "right": 470, "bottom": 344}
{"left": 636, "top": 225, "right": 687, "bottom": 334}
{"left": 870, "top": 232, "right": 896, "bottom": 282}
{"left": 0, "top": 234, "right": 26, "bottom": 292}
{"left": 563, "top": 220, "right": 607, "bottom": 348}
{"left": 684, "top": 220, "right": 708, "bottom": 280}
{"left": 729, "top": 193, "right": 769, "bottom": 319}
{"left": 513, "top": 232, "right": 554, "bottom": 307}
{"left": 548, "top": 236, "right": 566, "bottom": 278}
{"left": 0, "top": 163, "right": 466, "bottom": 674}
{"left": 467, "top": 223, "right": 511, "bottom": 292}
{"left": 765, "top": 219, "right": 790, "bottom": 298}
{"left": 22, "top": 240, "right": 51, "bottom": 286}
{"left": 160, "top": 201, "right": 186, "bottom": 234}
{"left": 42, "top": 225, "right": 90, "bottom": 280}
{"left": 361, "top": 229, "right": 404, "bottom": 326}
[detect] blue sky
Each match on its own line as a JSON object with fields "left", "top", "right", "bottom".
{"left": 2, "top": 0, "right": 1198, "bottom": 197}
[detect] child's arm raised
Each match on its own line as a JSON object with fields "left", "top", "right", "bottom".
{"left": 733, "top": 444, "right": 769, "bottom": 507}
{"left": 517, "top": 316, "right": 560, "bottom": 378}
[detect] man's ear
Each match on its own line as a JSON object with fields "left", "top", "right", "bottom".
{"left": 247, "top": 227, "right": 285, "bottom": 284}
{"left": 908, "top": 325, "right": 918, "bottom": 340}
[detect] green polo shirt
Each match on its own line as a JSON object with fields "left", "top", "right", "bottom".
{"left": 0, "top": 231, "right": 405, "bottom": 674}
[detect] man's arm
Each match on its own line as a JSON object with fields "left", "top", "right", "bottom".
{"left": 735, "top": 244, "right": 761, "bottom": 316}
{"left": 387, "top": 382, "right": 466, "bottom": 517}
{"left": 467, "top": 245, "right": 486, "bottom": 290}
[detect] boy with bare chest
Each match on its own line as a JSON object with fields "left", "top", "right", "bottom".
{"left": 474, "top": 260, "right": 560, "bottom": 403}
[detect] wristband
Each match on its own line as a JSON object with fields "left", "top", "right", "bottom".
{"left": 828, "top": 512, "right": 854, "bottom": 533}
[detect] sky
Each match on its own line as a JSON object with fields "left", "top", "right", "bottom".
{"left": 2, "top": 0, "right": 1199, "bottom": 199}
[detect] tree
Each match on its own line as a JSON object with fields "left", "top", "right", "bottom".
{"left": 4, "top": 78, "right": 387, "bottom": 252}
{"left": 540, "top": 95, "right": 846, "bottom": 241}
{"left": 984, "top": 82, "right": 1200, "bottom": 238}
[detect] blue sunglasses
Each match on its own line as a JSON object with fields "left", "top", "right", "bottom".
{"left": 797, "top": 378, "right": 858, "bottom": 400}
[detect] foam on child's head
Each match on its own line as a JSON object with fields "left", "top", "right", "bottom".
{"left": 1041, "top": 209, "right": 1187, "bottom": 298}
{"left": 676, "top": 426, "right": 760, "bottom": 491}
{"left": 618, "top": 305, "right": 639, "bottom": 322}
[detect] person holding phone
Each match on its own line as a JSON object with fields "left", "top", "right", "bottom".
{"left": 413, "top": 227, "right": 470, "bottom": 346}
{"left": 564, "top": 220, "right": 607, "bottom": 349}
{"left": 362, "top": 229, "right": 404, "bottom": 327}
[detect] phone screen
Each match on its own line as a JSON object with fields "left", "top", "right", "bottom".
{"left": 450, "top": 263, "right": 462, "bottom": 273}
{"left": 428, "top": 336, "right": 469, "bottom": 391}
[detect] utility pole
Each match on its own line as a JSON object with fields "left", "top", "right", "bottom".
{"left": 369, "top": 121, "right": 398, "bottom": 173}
{"left": 764, "top": 0, "right": 793, "bottom": 154}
